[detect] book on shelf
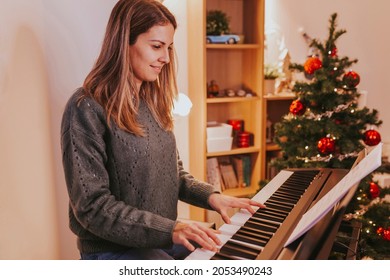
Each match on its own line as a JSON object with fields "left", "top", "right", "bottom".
{"left": 207, "top": 155, "right": 252, "bottom": 191}
{"left": 206, "top": 157, "right": 225, "bottom": 192}
{"left": 232, "top": 155, "right": 251, "bottom": 187}
{"left": 232, "top": 156, "right": 244, "bottom": 187}
{"left": 219, "top": 161, "right": 239, "bottom": 189}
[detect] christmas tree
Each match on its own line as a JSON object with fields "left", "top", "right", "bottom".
{"left": 271, "top": 13, "right": 390, "bottom": 259}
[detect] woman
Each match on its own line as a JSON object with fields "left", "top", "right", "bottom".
{"left": 61, "top": 0, "right": 263, "bottom": 260}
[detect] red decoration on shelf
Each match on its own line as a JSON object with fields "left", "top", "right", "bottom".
{"left": 237, "top": 131, "right": 251, "bottom": 148}
{"left": 363, "top": 129, "right": 381, "bottom": 146}
{"left": 343, "top": 70, "right": 360, "bottom": 88}
{"left": 227, "top": 119, "right": 244, "bottom": 132}
{"left": 289, "top": 100, "right": 306, "bottom": 116}
{"left": 304, "top": 57, "right": 322, "bottom": 75}
{"left": 317, "top": 136, "right": 335, "bottom": 155}
{"left": 369, "top": 182, "right": 381, "bottom": 199}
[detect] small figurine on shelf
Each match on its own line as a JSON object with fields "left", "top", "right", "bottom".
{"left": 207, "top": 80, "right": 219, "bottom": 97}
{"left": 236, "top": 89, "right": 246, "bottom": 97}
{"left": 276, "top": 50, "right": 294, "bottom": 94}
{"left": 264, "top": 64, "right": 279, "bottom": 95}
{"left": 206, "top": 10, "right": 240, "bottom": 44}
{"left": 226, "top": 89, "right": 235, "bottom": 97}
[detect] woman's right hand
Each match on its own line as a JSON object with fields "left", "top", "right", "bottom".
{"left": 172, "top": 222, "right": 221, "bottom": 252}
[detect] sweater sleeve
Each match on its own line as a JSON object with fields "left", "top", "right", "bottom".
{"left": 176, "top": 153, "right": 219, "bottom": 210}
{"left": 61, "top": 95, "right": 176, "bottom": 249}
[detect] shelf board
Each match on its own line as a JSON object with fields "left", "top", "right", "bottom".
{"left": 222, "top": 185, "right": 259, "bottom": 198}
{"left": 263, "top": 93, "right": 296, "bottom": 100}
{"left": 206, "top": 43, "right": 260, "bottom": 50}
{"left": 207, "top": 146, "right": 260, "bottom": 157}
{"left": 207, "top": 96, "right": 260, "bottom": 103}
{"left": 266, "top": 143, "right": 281, "bottom": 151}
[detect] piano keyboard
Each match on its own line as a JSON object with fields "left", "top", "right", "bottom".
{"left": 186, "top": 169, "right": 321, "bottom": 260}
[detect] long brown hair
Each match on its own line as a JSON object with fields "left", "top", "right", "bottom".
{"left": 82, "top": 0, "right": 178, "bottom": 136}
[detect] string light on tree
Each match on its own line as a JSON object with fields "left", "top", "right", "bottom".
{"left": 329, "top": 45, "right": 338, "bottom": 57}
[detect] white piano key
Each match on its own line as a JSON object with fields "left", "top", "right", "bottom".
{"left": 230, "top": 211, "right": 252, "bottom": 226}
{"left": 185, "top": 225, "right": 241, "bottom": 260}
{"left": 185, "top": 247, "right": 215, "bottom": 260}
{"left": 218, "top": 223, "right": 241, "bottom": 236}
{"left": 228, "top": 237, "right": 264, "bottom": 252}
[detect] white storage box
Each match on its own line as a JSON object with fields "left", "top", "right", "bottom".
{"left": 207, "top": 137, "right": 233, "bottom": 153}
{"left": 206, "top": 122, "right": 233, "bottom": 139}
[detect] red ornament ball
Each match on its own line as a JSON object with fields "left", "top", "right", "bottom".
{"left": 363, "top": 129, "right": 381, "bottom": 146}
{"left": 317, "top": 136, "right": 335, "bottom": 155}
{"left": 289, "top": 100, "right": 306, "bottom": 116}
{"left": 383, "top": 227, "right": 390, "bottom": 241}
{"left": 377, "top": 227, "right": 384, "bottom": 235}
{"left": 304, "top": 57, "right": 322, "bottom": 75}
{"left": 329, "top": 46, "right": 338, "bottom": 57}
{"left": 369, "top": 182, "right": 381, "bottom": 199}
{"left": 343, "top": 70, "right": 360, "bottom": 88}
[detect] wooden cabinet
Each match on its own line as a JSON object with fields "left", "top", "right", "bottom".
{"left": 187, "top": 0, "right": 265, "bottom": 222}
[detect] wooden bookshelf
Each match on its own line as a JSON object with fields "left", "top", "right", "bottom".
{"left": 187, "top": 0, "right": 265, "bottom": 222}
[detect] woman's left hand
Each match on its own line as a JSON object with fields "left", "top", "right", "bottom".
{"left": 208, "top": 193, "right": 265, "bottom": 224}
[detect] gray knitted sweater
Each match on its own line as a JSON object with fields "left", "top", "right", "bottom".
{"left": 61, "top": 89, "right": 217, "bottom": 254}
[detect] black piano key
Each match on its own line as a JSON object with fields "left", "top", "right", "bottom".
{"left": 240, "top": 225, "right": 274, "bottom": 239}
{"left": 219, "top": 241, "right": 260, "bottom": 260}
{"left": 282, "top": 182, "right": 308, "bottom": 191}
{"left": 264, "top": 201, "right": 293, "bottom": 212}
{"left": 291, "top": 170, "right": 319, "bottom": 178}
{"left": 280, "top": 183, "right": 307, "bottom": 191}
{"left": 231, "top": 232, "right": 267, "bottom": 247}
{"left": 286, "top": 172, "right": 318, "bottom": 182}
{"left": 277, "top": 186, "right": 304, "bottom": 195}
{"left": 245, "top": 220, "right": 278, "bottom": 233}
{"left": 267, "top": 197, "right": 296, "bottom": 207}
{"left": 274, "top": 189, "right": 302, "bottom": 199}
{"left": 249, "top": 215, "right": 281, "bottom": 227}
{"left": 285, "top": 173, "right": 318, "bottom": 186}
{"left": 271, "top": 192, "right": 299, "bottom": 203}
{"left": 288, "top": 173, "right": 317, "bottom": 182}
{"left": 257, "top": 206, "right": 289, "bottom": 218}
{"left": 236, "top": 227, "right": 272, "bottom": 242}
{"left": 252, "top": 212, "right": 285, "bottom": 223}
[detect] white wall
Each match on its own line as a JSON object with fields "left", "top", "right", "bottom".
{"left": 0, "top": 0, "right": 189, "bottom": 260}
{"left": 265, "top": 0, "right": 390, "bottom": 155}
{"left": 0, "top": 0, "right": 61, "bottom": 260}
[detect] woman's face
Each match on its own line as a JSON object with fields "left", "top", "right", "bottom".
{"left": 129, "top": 23, "right": 174, "bottom": 91}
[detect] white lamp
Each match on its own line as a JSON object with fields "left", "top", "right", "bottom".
{"left": 173, "top": 92, "right": 192, "bottom": 117}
